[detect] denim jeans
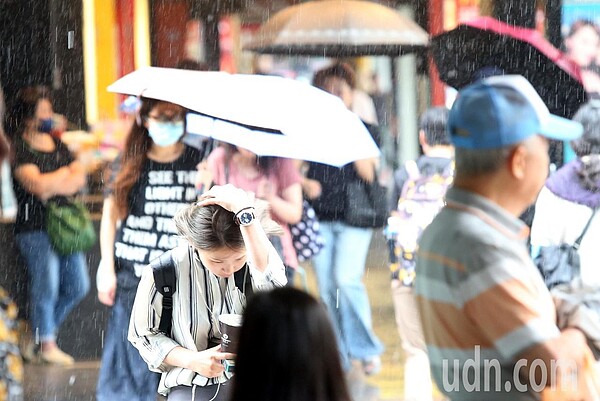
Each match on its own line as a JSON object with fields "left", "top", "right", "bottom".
{"left": 15, "top": 230, "right": 90, "bottom": 342}
{"left": 97, "top": 273, "right": 159, "bottom": 401}
{"left": 312, "top": 221, "right": 383, "bottom": 366}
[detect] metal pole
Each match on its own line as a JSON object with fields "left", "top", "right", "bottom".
{"left": 390, "top": 57, "right": 399, "bottom": 169}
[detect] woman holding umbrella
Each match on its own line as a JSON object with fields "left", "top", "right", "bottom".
{"left": 303, "top": 62, "right": 384, "bottom": 375}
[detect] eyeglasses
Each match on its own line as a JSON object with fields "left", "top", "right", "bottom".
{"left": 147, "top": 114, "right": 184, "bottom": 123}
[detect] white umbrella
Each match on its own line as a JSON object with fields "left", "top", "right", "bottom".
{"left": 107, "top": 66, "right": 380, "bottom": 167}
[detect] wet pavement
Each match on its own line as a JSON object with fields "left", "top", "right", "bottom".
{"left": 23, "top": 232, "right": 439, "bottom": 401}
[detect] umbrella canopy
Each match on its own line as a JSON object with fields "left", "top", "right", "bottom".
{"left": 107, "top": 67, "right": 380, "bottom": 167}
{"left": 244, "top": 0, "right": 429, "bottom": 57}
{"left": 431, "top": 16, "right": 586, "bottom": 119}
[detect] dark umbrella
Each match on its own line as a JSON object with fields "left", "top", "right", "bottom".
{"left": 431, "top": 16, "right": 586, "bottom": 119}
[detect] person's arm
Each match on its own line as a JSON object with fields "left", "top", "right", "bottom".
{"left": 97, "top": 197, "right": 118, "bottom": 306}
{"left": 463, "top": 247, "right": 588, "bottom": 390}
{"left": 163, "top": 345, "right": 234, "bottom": 378}
{"left": 256, "top": 180, "right": 303, "bottom": 224}
{"left": 353, "top": 157, "right": 378, "bottom": 183}
{"left": 518, "top": 327, "right": 588, "bottom": 388}
{"left": 13, "top": 161, "right": 85, "bottom": 201}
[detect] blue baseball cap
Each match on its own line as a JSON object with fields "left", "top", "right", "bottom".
{"left": 448, "top": 75, "right": 583, "bottom": 149}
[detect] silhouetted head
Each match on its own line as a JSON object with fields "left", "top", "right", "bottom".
{"left": 230, "top": 287, "right": 351, "bottom": 401}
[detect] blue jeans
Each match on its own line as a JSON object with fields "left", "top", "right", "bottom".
{"left": 312, "top": 221, "right": 383, "bottom": 366}
{"left": 15, "top": 230, "right": 90, "bottom": 342}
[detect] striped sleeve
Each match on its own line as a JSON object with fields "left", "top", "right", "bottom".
{"left": 128, "top": 265, "right": 180, "bottom": 372}
{"left": 248, "top": 243, "right": 287, "bottom": 290}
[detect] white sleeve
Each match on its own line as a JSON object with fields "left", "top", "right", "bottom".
{"left": 248, "top": 242, "right": 287, "bottom": 290}
{"left": 128, "top": 266, "right": 180, "bottom": 372}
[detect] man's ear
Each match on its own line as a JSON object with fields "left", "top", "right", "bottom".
{"left": 419, "top": 130, "right": 429, "bottom": 152}
{"left": 508, "top": 144, "right": 527, "bottom": 180}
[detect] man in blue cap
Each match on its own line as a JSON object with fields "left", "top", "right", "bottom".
{"left": 414, "top": 75, "right": 592, "bottom": 400}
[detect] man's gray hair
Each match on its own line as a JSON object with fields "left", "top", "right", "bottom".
{"left": 455, "top": 145, "right": 515, "bottom": 176}
{"left": 455, "top": 136, "right": 540, "bottom": 176}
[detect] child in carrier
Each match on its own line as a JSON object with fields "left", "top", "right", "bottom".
{"left": 386, "top": 107, "right": 453, "bottom": 401}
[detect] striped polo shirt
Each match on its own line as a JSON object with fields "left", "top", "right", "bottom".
{"left": 415, "top": 187, "right": 560, "bottom": 400}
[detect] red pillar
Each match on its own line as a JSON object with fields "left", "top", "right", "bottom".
{"left": 429, "top": 0, "right": 446, "bottom": 106}
{"left": 116, "top": 0, "right": 136, "bottom": 78}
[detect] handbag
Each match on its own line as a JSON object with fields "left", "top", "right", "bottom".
{"left": 344, "top": 177, "right": 388, "bottom": 229}
{"left": 46, "top": 198, "right": 96, "bottom": 255}
{"left": 534, "top": 208, "right": 597, "bottom": 289}
{"left": 289, "top": 200, "right": 325, "bottom": 262}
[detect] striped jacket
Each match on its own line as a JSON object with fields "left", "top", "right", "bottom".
{"left": 128, "top": 241, "right": 286, "bottom": 396}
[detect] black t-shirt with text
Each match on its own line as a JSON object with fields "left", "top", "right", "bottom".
{"left": 107, "top": 145, "right": 200, "bottom": 281}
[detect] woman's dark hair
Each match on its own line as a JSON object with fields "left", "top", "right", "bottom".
{"left": 229, "top": 287, "right": 351, "bottom": 401}
{"left": 5, "top": 85, "right": 52, "bottom": 141}
{"left": 571, "top": 101, "right": 600, "bottom": 158}
{"left": 567, "top": 19, "right": 600, "bottom": 39}
{"left": 571, "top": 101, "right": 600, "bottom": 191}
{"left": 420, "top": 106, "right": 450, "bottom": 146}
{"left": 111, "top": 97, "right": 160, "bottom": 219}
{"left": 175, "top": 59, "right": 209, "bottom": 71}
{"left": 224, "top": 144, "right": 276, "bottom": 175}
{"left": 312, "top": 62, "right": 356, "bottom": 90}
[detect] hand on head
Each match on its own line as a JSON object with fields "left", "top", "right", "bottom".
{"left": 196, "top": 184, "right": 254, "bottom": 214}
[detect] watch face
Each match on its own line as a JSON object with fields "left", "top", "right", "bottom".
{"left": 239, "top": 211, "right": 254, "bottom": 225}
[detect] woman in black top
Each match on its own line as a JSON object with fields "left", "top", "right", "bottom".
{"left": 8, "top": 86, "right": 89, "bottom": 365}
{"left": 304, "top": 63, "right": 384, "bottom": 375}
{"left": 96, "top": 97, "right": 204, "bottom": 401}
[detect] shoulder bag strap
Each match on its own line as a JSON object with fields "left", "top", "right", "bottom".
{"left": 574, "top": 208, "right": 598, "bottom": 250}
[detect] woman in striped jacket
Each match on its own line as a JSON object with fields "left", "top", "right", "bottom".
{"left": 129, "top": 184, "right": 286, "bottom": 401}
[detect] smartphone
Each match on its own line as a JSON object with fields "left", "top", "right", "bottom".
{"left": 224, "top": 359, "right": 235, "bottom": 373}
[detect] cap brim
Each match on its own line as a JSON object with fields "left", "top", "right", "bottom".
{"left": 539, "top": 114, "right": 583, "bottom": 141}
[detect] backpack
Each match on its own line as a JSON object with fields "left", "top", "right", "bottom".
{"left": 387, "top": 160, "right": 454, "bottom": 286}
{"left": 150, "top": 249, "right": 253, "bottom": 336}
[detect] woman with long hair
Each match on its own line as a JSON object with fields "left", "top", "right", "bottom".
{"left": 229, "top": 286, "right": 351, "bottom": 401}
{"left": 96, "top": 97, "right": 205, "bottom": 401}
{"left": 129, "top": 184, "right": 286, "bottom": 401}
{"left": 531, "top": 100, "right": 600, "bottom": 286}
{"left": 8, "top": 85, "right": 89, "bottom": 365}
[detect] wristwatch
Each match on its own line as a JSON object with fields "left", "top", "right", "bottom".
{"left": 234, "top": 207, "right": 256, "bottom": 226}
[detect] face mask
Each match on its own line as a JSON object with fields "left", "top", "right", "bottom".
{"left": 147, "top": 120, "right": 184, "bottom": 147}
{"left": 38, "top": 118, "right": 54, "bottom": 133}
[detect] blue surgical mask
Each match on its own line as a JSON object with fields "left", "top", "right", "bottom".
{"left": 38, "top": 118, "right": 54, "bottom": 133}
{"left": 147, "top": 120, "right": 184, "bottom": 147}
